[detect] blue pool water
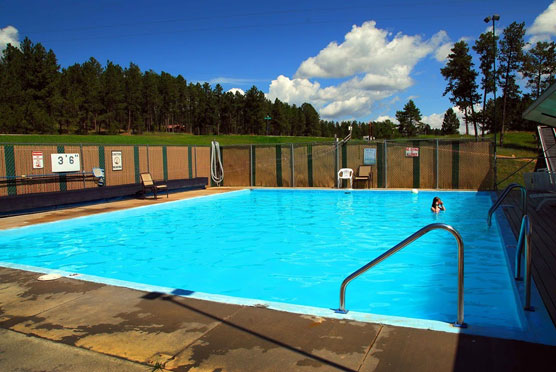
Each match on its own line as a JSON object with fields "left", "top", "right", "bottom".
{"left": 0, "top": 189, "right": 522, "bottom": 330}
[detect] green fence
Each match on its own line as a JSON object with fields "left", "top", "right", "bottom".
{"left": 0, "top": 139, "right": 494, "bottom": 197}
{"left": 0, "top": 143, "right": 210, "bottom": 197}
{"left": 217, "top": 139, "right": 493, "bottom": 190}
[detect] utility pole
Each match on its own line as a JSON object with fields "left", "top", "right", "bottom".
{"left": 484, "top": 14, "right": 500, "bottom": 190}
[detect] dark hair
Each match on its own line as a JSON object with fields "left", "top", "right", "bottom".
{"left": 431, "top": 197, "right": 440, "bottom": 208}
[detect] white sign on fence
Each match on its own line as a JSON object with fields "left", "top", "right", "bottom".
{"left": 51, "top": 153, "right": 81, "bottom": 172}
{"left": 32, "top": 151, "right": 44, "bottom": 169}
{"left": 363, "top": 148, "right": 376, "bottom": 165}
{"left": 112, "top": 151, "right": 122, "bottom": 171}
{"left": 405, "top": 147, "right": 419, "bottom": 157}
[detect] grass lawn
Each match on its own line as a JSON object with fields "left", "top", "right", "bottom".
{"left": 0, "top": 133, "right": 336, "bottom": 146}
{"left": 494, "top": 131, "right": 538, "bottom": 189}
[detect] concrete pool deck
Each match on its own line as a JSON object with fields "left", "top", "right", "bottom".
{"left": 1, "top": 188, "right": 555, "bottom": 371}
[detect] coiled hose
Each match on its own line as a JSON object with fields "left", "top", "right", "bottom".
{"left": 211, "top": 141, "right": 224, "bottom": 186}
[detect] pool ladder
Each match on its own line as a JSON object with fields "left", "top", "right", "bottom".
{"left": 487, "top": 183, "right": 534, "bottom": 311}
{"left": 335, "top": 223, "right": 466, "bottom": 328}
{"left": 487, "top": 183, "right": 527, "bottom": 226}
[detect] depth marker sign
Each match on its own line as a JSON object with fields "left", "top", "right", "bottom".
{"left": 51, "top": 153, "right": 81, "bottom": 172}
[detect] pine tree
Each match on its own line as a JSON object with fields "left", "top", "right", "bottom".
{"left": 142, "top": 70, "right": 161, "bottom": 133}
{"left": 498, "top": 22, "right": 526, "bottom": 146}
{"left": 521, "top": 41, "right": 556, "bottom": 99}
{"left": 100, "top": 61, "right": 125, "bottom": 133}
{"left": 395, "top": 100, "right": 421, "bottom": 137}
{"left": 0, "top": 43, "right": 25, "bottom": 132}
{"left": 2, "top": 38, "right": 61, "bottom": 133}
{"left": 243, "top": 86, "right": 266, "bottom": 134}
{"left": 81, "top": 57, "right": 102, "bottom": 133}
{"left": 473, "top": 31, "right": 498, "bottom": 136}
{"left": 59, "top": 64, "right": 85, "bottom": 133}
{"left": 270, "top": 98, "right": 287, "bottom": 135}
{"left": 441, "top": 108, "right": 460, "bottom": 134}
{"left": 124, "top": 63, "right": 143, "bottom": 133}
{"left": 440, "top": 41, "right": 480, "bottom": 139}
{"left": 301, "top": 103, "right": 320, "bottom": 136}
{"left": 158, "top": 72, "right": 179, "bottom": 132}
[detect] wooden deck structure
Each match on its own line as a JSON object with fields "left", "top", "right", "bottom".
{"left": 501, "top": 190, "right": 556, "bottom": 326}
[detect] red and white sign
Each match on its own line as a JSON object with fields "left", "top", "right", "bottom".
{"left": 405, "top": 147, "right": 419, "bottom": 157}
{"left": 32, "top": 151, "right": 44, "bottom": 169}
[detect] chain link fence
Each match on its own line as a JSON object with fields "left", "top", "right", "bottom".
{"left": 216, "top": 139, "right": 493, "bottom": 190}
{"left": 1, "top": 139, "right": 493, "bottom": 197}
{"left": 0, "top": 143, "right": 210, "bottom": 197}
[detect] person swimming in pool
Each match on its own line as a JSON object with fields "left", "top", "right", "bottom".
{"left": 431, "top": 196, "right": 445, "bottom": 213}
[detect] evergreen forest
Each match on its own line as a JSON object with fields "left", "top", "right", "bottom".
{"left": 1, "top": 18, "right": 555, "bottom": 144}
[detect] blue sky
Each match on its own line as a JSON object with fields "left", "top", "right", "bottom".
{"left": 1, "top": 0, "right": 555, "bottom": 131}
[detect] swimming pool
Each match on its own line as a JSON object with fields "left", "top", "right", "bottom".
{"left": 0, "top": 189, "right": 549, "bottom": 339}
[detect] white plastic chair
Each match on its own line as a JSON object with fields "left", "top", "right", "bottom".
{"left": 337, "top": 168, "right": 353, "bottom": 189}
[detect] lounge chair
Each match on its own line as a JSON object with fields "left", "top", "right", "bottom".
{"left": 354, "top": 165, "right": 372, "bottom": 188}
{"left": 337, "top": 168, "right": 353, "bottom": 189}
{"left": 524, "top": 171, "right": 556, "bottom": 211}
{"left": 140, "top": 172, "right": 168, "bottom": 199}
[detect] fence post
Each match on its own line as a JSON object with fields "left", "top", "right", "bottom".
{"left": 98, "top": 145, "right": 105, "bottom": 186}
{"left": 276, "top": 145, "right": 283, "bottom": 187}
{"left": 435, "top": 139, "right": 439, "bottom": 189}
{"left": 290, "top": 144, "right": 295, "bottom": 187}
{"left": 80, "top": 144, "right": 86, "bottom": 189}
{"left": 384, "top": 140, "right": 388, "bottom": 188}
{"left": 187, "top": 146, "right": 193, "bottom": 179}
{"left": 134, "top": 146, "right": 140, "bottom": 184}
{"left": 250, "top": 144, "right": 254, "bottom": 187}
{"left": 452, "top": 141, "right": 460, "bottom": 189}
{"left": 4, "top": 145, "right": 17, "bottom": 196}
{"left": 146, "top": 144, "right": 150, "bottom": 173}
{"left": 342, "top": 142, "right": 347, "bottom": 169}
{"left": 57, "top": 145, "right": 67, "bottom": 192}
{"left": 307, "top": 144, "right": 313, "bottom": 187}
{"left": 162, "top": 146, "right": 168, "bottom": 181}
{"left": 209, "top": 144, "right": 214, "bottom": 187}
{"left": 413, "top": 140, "right": 420, "bottom": 189}
{"left": 335, "top": 140, "right": 339, "bottom": 188}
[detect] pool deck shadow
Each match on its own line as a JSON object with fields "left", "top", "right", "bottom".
{"left": 0, "top": 188, "right": 555, "bottom": 371}
{"left": 0, "top": 267, "right": 555, "bottom": 372}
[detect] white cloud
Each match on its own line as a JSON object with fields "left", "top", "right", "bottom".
{"left": 529, "top": 1, "right": 556, "bottom": 38}
{"left": 435, "top": 36, "right": 473, "bottom": 63}
{"left": 435, "top": 42, "right": 453, "bottom": 62}
{"left": 267, "top": 21, "right": 451, "bottom": 120}
{"left": 267, "top": 75, "right": 322, "bottom": 105}
{"left": 320, "top": 96, "right": 371, "bottom": 118}
{"left": 527, "top": 34, "right": 551, "bottom": 46}
{"left": 422, "top": 106, "right": 484, "bottom": 134}
{"left": 422, "top": 112, "right": 444, "bottom": 130}
{"left": 295, "top": 21, "right": 448, "bottom": 79}
{"left": 0, "top": 25, "right": 19, "bottom": 51}
{"left": 227, "top": 88, "right": 245, "bottom": 95}
{"left": 374, "top": 115, "right": 398, "bottom": 123}
{"left": 483, "top": 25, "right": 500, "bottom": 36}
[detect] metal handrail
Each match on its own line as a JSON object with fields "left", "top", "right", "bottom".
{"left": 336, "top": 223, "right": 466, "bottom": 328}
{"left": 487, "top": 183, "right": 527, "bottom": 227}
{"left": 515, "top": 215, "right": 534, "bottom": 311}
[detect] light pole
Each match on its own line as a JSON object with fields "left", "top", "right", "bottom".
{"left": 484, "top": 14, "right": 500, "bottom": 189}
